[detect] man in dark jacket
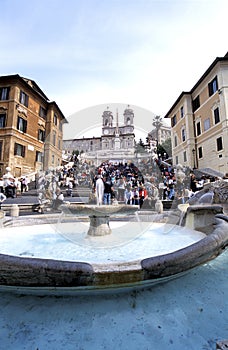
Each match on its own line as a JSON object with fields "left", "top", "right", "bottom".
{"left": 103, "top": 176, "right": 113, "bottom": 205}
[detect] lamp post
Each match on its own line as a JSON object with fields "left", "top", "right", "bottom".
{"left": 192, "top": 148, "right": 196, "bottom": 169}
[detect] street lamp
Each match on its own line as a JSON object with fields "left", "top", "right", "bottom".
{"left": 192, "top": 148, "right": 196, "bottom": 169}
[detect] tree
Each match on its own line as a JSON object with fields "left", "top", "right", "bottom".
{"left": 72, "top": 150, "right": 79, "bottom": 156}
{"left": 157, "top": 138, "right": 172, "bottom": 158}
{"left": 135, "top": 139, "right": 147, "bottom": 154}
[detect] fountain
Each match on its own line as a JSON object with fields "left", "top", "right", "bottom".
{"left": 0, "top": 196, "right": 227, "bottom": 294}
{"left": 1, "top": 109, "right": 227, "bottom": 348}
{"left": 0, "top": 136, "right": 227, "bottom": 294}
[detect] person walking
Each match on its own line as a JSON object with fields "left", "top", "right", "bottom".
{"left": 103, "top": 176, "right": 113, "bottom": 205}
{"left": 132, "top": 186, "right": 139, "bottom": 206}
{"left": 124, "top": 185, "right": 133, "bottom": 205}
{"left": 117, "top": 176, "right": 126, "bottom": 202}
{"left": 139, "top": 185, "right": 148, "bottom": 208}
{"left": 95, "top": 175, "right": 104, "bottom": 206}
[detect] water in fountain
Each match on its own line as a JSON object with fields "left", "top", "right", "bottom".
{"left": 0, "top": 210, "right": 206, "bottom": 263}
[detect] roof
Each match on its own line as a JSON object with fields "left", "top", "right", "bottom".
{"left": 49, "top": 101, "right": 68, "bottom": 123}
{"left": 0, "top": 74, "right": 67, "bottom": 123}
{"left": 193, "top": 167, "right": 224, "bottom": 179}
{"left": 22, "top": 76, "right": 49, "bottom": 100}
{"left": 63, "top": 136, "right": 101, "bottom": 142}
{"left": 164, "top": 92, "right": 190, "bottom": 119}
{"left": 0, "top": 74, "right": 49, "bottom": 101}
{"left": 164, "top": 52, "right": 228, "bottom": 118}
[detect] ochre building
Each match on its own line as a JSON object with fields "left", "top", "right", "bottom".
{"left": 164, "top": 52, "right": 228, "bottom": 176}
{"left": 0, "top": 74, "right": 67, "bottom": 177}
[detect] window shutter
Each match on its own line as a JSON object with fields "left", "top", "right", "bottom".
{"left": 25, "top": 94, "right": 29, "bottom": 107}
{"left": 22, "top": 145, "right": 25, "bottom": 157}
{"left": 24, "top": 120, "right": 27, "bottom": 133}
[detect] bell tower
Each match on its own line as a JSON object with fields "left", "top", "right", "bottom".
{"left": 102, "top": 107, "right": 114, "bottom": 135}
{"left": 123, "top": 105, "right": 134, "bottom": 126}
{"left": 102, "top": 107, "right": 113, "bottom": 127}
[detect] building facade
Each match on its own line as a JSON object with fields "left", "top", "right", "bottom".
{"left": 63, "top": 107, "right": 136, "bottom": 163}
{"left": 164, "top": 53, "right": 228, "bottom": 176}
{"left": 0, "top": 74, "right": 67, "bottom": 177}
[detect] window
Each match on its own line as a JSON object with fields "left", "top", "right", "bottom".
{"left": 198, "top": 146, "right": 203, "bottom": 159}
{"left": 59, "top": 121, "right": 62, "bottom": 131}
{"left": 0, "top": 113, "right": 6, "bottom": 128}
{"left": 54, "top": 113, "right": 58, "bottom": 126}
{"left": 126, "top": 117, "right": 131, "bottom": 125}
{"left": 196, "top": 121, "right": 201, "bottom": 136}
{"left": 53, "top": 131, "right": 56, "bottom": 146}
{"left": 14, "top": 143, "right": 25, "bottom": 157}
{"left": 208, "top": 76, "right": 218, "bottom": 97}
{"left": 174, "top": 135, "right": 177, "bottom": 147}
{"left": 182, "top": 128, "right": 186, "bottom": 142}
{"left": 19, "top": 90, "right": 29, "bottom": 107}
{"left": 214, "top": 107, "right": 220, "bottom": 124}
{"left": 192, "top": 95, "right": 200, "bottom": 112}
{"left": 17, "top": 116, "right": 27, "bottom": 133}
{"left": 39, "top": 106, "right": 47, "bottom": 119}
{"left": 204, "top": 118, "right": 210, "bottom": 131}
{"left": 38, "top": 129, "right": 45, "bottom": 142}
{"left": 175, "top": 156, "right": 178, "bottom": 164}
{"left": 217, "top": 137, "right": 223, "bottom": 151}
{"left": 36, "top": 151, "right": 43, "bottom": 162}
{"left": 58, "top": 139, "right": 61, "bottom": 149}
{"left": 52, "top": 154, "right": 55, "bottom": 164}
{"left": 0, "top": 87, "right": 10, "bottom": 100}
{"left": 180, "top": 106, "right": 184, "bottom": 118}
{"left": 183, "top": 151, "right": 187, "bottom": 162}
{"left": 171, "top": 114, "right": 177, "bottom": 127}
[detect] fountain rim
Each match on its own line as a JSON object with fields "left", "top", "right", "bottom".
{"left": 0, "top": 217, "right": 227, "bottom": 295}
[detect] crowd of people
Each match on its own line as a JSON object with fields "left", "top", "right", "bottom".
{"left": 0, "top": 154, "right": 224, "bottom": 211}
{"left": 90, "top": 158, "right": 224, "bottom": 207}
{"left": 92, "top": 161, "right": 148, "bottom": 208}
{"left": 0, "top": 176, "right": 29, "bottom": 198}
{"left": 33, "top": 155, "right": 223, "bottom": 210}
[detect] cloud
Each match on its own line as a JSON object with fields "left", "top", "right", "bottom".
{"left": 1, "top": 0, "right": 228, "bottom": 129}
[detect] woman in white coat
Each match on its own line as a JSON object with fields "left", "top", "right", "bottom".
{"left": 95, "top": 176, "right": 104, "bottom": 206}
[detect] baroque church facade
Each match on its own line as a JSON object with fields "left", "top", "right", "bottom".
{"left": 63, "top": 107, "right": 136, "bottom": 163}
{"left": 101, "top": 107, "right": 135, "bottom": 150}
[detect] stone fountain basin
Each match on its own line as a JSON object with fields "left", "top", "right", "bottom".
{"left": 60, "top": 203, "right": 139, "bottom": 216}
{"left": 0, "top": 216, "right": 227, "bottom": 294}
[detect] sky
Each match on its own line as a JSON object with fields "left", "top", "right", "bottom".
{"left": 1, "top": 0, "right": 228, "bottom": 140}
